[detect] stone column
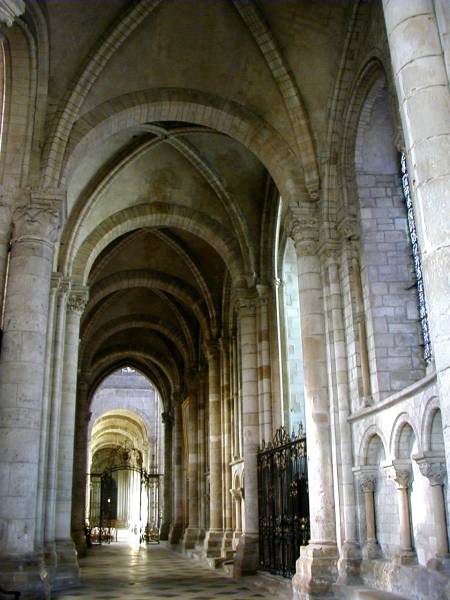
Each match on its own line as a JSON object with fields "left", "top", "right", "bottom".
{"left": 71, "top": 381, "right": 90, "bottom": 557}
{"left": 54, "top": 287, "right": 88, "bottom": 588}
{"left": 160, "top": 410, "right": 173, "bottom": 540}
{"left": 0, "top": 191, "right": 62, "bottom": 596}
{"left": 383, "top": 0, "right": 450, "bottom": 495}
{"left": 230, "top": 333, "right": 240, "bottom": 459}
{"left": 35, "top": 274, "right": 59, "bottom": 570}
{"left": 415, "top": 456, "right": 449, "bottom": 561}
{"left": 182, "top": 389, "right": 200, "bottom": 550}
{"left": 169, "top": 399, "right": 184, "bottom": 544}
{"left": 220, "top": 337, "right": 234, "bottom": 558}
{"left": 357, "top": 472, "right": 381, "bottom": 560}
{"left": 291, "top": 223, "right": 338, "bottom": 598}
{"left": 43, "top": 275, "right": 70, "bottom": 575}
{"left": 385, "top": 463, "right": 416, "bottom": 564}
{"left": 0, "top": 0, "right": 25, "bottom": 27}
{"left": 322, "top": 247, "right": 361, "bottom": 583}
{"left": 204, "top": 340, "right": 223, "bottom": 558}
{"left": 196, "top": 369, "right": 206, "bottom": 539}
{"left": 233, "top": 290, "right": 260, "bottom": 576}
{"left": 256, "top": 285, "right": 273, "bottom": 444}
{"left": 0, "top": 189, "right": 12, "bottom": 317}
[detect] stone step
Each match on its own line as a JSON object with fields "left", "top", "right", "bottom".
{"left": 342, "top": 586, "right": 409, "bottom": 600}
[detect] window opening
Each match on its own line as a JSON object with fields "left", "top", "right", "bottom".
{"left": 401, "top": 153, "right": 432, "bottom": 364}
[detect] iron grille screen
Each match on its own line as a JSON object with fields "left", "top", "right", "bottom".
{"left": 257, "top": 426, "right": 310, "bottom": 578}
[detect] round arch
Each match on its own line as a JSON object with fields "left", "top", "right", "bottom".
{"left": 86, "top": 269, "right": 210, "bottom": 338}
{"left": 82, "top": 315, "right": 190, "bottom": 372}
{"left": 54, "top": 89, "right": 304, "bottom": 206}
{"left": 88, "top": 358, "right": 171, "bottom": 412}
{"left": 66, "top": 202, "right": 245, "bottom": 286}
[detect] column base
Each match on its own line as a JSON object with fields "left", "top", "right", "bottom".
{"left": 362, "top": 541, "right": 382, "bottom": 560}
{"left": 336, "top": 542, "right": 361, "bottom": 585}
{"left": 0, "top": 552, "right": 51, "bottom": 599}
{"left": 168, "top": 522, "right": 184, "bottom": 545}
{"left": 292, "top": 542, "right": 338, "bottom": 599}
{"left": 72, "top": 527, "right": 87, "bottom": 558}
{"left": 427, "top": 554, "right": 450, "bottom": 574}
{"left": 160, "top": 521, "right": 171, "bottom": 540}
{"left": 204, "top": 529, "right": 224, "bottom": 558}
{"left": 44, "top": 541, "right": 58, "bottom": 582}
{"left": 233, "top": 533, "right": 259, "bottom": 577}
{"left": 232, "top": 530, "right": 242, "bottom": 550}
{"left": 393, "top": 550, "right": 417, "bottom": 566}
{"left": 221, "top": 529, "right": 234, "bottom": 559}
{"left": 53, "top": 540, "right": 80, "bottom": 591}
{"left": 182, "top": 527, "right": 200, "bottom": 550}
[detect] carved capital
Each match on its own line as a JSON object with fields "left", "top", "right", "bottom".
{"left": 385, "top": 463, "right": 411, "bottom": 489}
{"left": 0, "top": 188, "right": 13, "bottom": 229}
{"left": 272, "top": 277, "right": 282, "bottom": 289}
{"left": 319, "top": 239, "right": 340, "bottom": 265}
{"left": 204, "top": 339, "right": 220, "bottom": 362}
{"left": 290, "top": 220, "right": 318, "bottom": 256}
{"left": 230, "top": 487, "right": 244, "bottom": 500}
{"left": 414, "top": 455, "right": 446, "bottom": 487}
{"left": 232, "top": 288, "right": 258, "bottom": 316}
{"left": 0, "top": 0, "right": 25, "bottom": 27}
{"left": 12, "top": 189, "right": 65, "bottom": 245}
{"left": 256, "top": 284, "right": 270, "bottom": 307}
{"left": 337, "top": 216, "right": 359, "bottom": 243}
{"left": 360, "top": 477, "right": 376, "bottom": 494}
{"left": 67, "top": 286, "right": 89, "bottom": 314}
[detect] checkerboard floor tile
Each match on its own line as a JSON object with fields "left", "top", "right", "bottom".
{"left": 53, "top": 542, "right": 270, "bottom": 599}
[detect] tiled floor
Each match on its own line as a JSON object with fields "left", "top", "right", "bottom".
{"left": 53, "top": 542, "right": 270, "bottom": 600}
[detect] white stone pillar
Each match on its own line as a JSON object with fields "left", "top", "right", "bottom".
{"left": 0, "top": 0, "right": 25, "bottom": 27}
{"left": 322, "top": 248, "right": 361, "bottom": 583}
{"left": 0, "top": 190, "right": 12, "bottom": 317}
{"left": 196, "top": 370, "right": 206, "bottom": 538}
{"left": 71, "top": 383, "right": 90, "bottom": 556}
{"left": 54, "top": 287, "right": 88, "bottom": 588}
{"left": 169, "top": 398, "right": 184, "bottom": 544}
{"left": 204, "top": 341, "right": 223, "bottom": 557}
{"left": 160, "top": 410, "right": 173, "bottom": 540}
{"left": 0, "top": 190, "right": 62, "bottom": 595}
{"left": 182, "top": 388, "right": 200, "bottom": 550}
{"left": 383, "top": 0, "right": 450, "bottom": 496}
{"left": 291, "top": 224, "right": 338, "bottom": 598}
{"left": 356, "top": 470, "right": 381, "bottom": 560}
{"left": 36, "top": 274, "right": 59, "bottom": 569}
{"left": 385, "top": 462, "right": 416, "bottom": 564}
{"left": 233, "top": 290, "right": 260, "bottom": 576}
{"left": 256, "top": 285, "right": 273, "bottom": 444}
{"left": 43, "top": 275, "right": 69, "bottom": 576}
{"left": 415, "top": 456, "right": 449, "bottom": 560}
{"left": 220, "top": 337, "right": 233, "bottom": 558}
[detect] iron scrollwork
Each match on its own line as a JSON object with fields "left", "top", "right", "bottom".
{"left": 257, "top": 425, "right": 309, "bottom": 578}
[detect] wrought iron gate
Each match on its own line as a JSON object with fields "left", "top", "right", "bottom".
{"left": 257, "top": 426, "right": 310, "bottom": 578}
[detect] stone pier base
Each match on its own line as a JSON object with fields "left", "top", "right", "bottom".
{"left": 204, "top": 529, "right": 223, "bottom": 558}
{"left": 233, "top": 533, "right": 259, "bottom": 576}
{"left": 292, "top": 542, "right": 338, "bottom": 599}
{"left": 0, "top": 553, "right": 51, "bottom": 599}
{"left": 72, "top": 528, "right": 87, "bottom": 558}
{"left": 53, "top": 540, "right": 80, "bottom": 591}
{"left": 182, "top": 527, "right": 200, "bottom": 550}
{"left": 44, "top": 541, "right": 58, "bottom": 582}
{"left": 168, "top": 522, "right": 184, "bottom": 545}
{"left": 336, "top": 542, "right": 362, "bottom": 585}
{"left": 221, "top": 529, "right": 234, "bottom": 559}
{"left": 160, "top": 521, "right": 171, "bottom": 540}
